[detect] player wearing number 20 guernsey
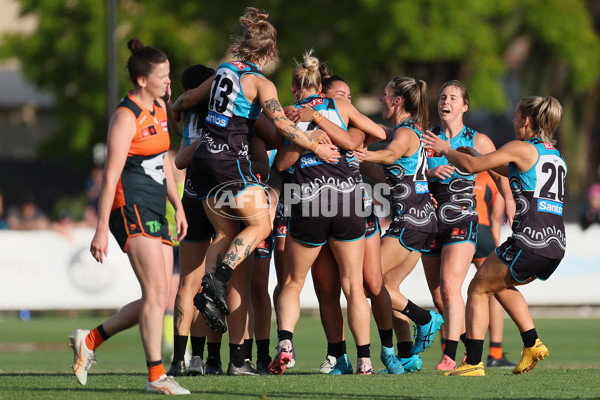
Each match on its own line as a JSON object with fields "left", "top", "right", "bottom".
{"left": 503, "top": 137, "right": 566, "bottom": 263}
{"left": 422, "top": 95, "right": 566, "bottom": 377}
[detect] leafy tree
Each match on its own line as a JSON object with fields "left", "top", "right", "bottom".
{"left": 2, "top": 0, "right": 599, "bottom": 193}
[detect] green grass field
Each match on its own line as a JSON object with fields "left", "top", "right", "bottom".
{"left": 1, "top": 312, "right": 599, "bottom": 399}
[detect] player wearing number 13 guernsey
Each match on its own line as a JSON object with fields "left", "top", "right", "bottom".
{"left": 422, "top": 95, "right": 566, "bottom": 377}
{"left": 191, "top": 60, "right": 265, "bottom": 198}
{"left": 173, "top": 8, "right": 340, "bottom": 374}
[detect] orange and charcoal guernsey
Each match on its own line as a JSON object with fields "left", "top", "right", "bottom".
{"left": 473, "top": 170, "right": 498, "bottom": 228}
{"left": 112, "top": 92, "right": 170, "bottom": 215}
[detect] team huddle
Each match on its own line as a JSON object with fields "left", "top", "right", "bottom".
{"left": 68, "top": 7, "right": 567, "bottom": 395}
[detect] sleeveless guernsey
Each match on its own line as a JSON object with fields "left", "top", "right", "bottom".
{"left": 507, "top": 137, "right": 567, "bottom": 259}
{"left": 384, "top": 119, "right": 437, "bottom": 232}
{"left": 112, "top": 92, "right": 170, "bottom": 215}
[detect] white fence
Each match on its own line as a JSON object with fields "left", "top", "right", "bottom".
{"left": 0, "top": 224, "right": 598, "bottom": 310}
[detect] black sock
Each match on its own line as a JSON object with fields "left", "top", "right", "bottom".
{"left": 330, "top": 341, "right": 345, "bottom": 358}
{"left": 278, "top": 330, "right": 293, "bottom": 342}
{"left": 190, "top": 336, "right": 206, "bottom": 358}
{"left": 444, "top": 340, "right": 458, "bottom": 360}
{"left": 244, "top": 339, "right": 253, "bottom": 360}
{"left": 97, "top": 324, "right": 111, "bottom": 340}
{"left": 459, "top": 332, "right": 468, "bottom": 346}
{"left": 465, "top": 339, "right": 484, "bottom": 365}
{"left": 489, "top": 341, "right": 502, "bottom": 349}
{"left": 172, "top": 335, "right": 189, "bottom": 363}
{"left": 520, "top": 328, "right": 538, "bottom": 348}
{"left": 400, "top": 301, "right": 432, "bottom": 326}
{"left": 214, "top": 263, "right": 233, "bottom": 283}
{"left": 397, "top": 341, "right": 413, "bottom": 359}
{"left": 206, "top": 342, "right": 221, "bottom": 364}
{"left": 146, "top": 359, "right": 162, "bottom": 367}
{"left": 378, "top": 329, "right": 394, "bottom": 349}
{"left": 356, "top": 344, "right": 370, "bottom": 358}
{"left": 256, "top": 339, "right": 270, "bottom": 361}
{"left": 230, "top": 343, "right": 245, "bottom": 368}
{"left": 326, "top": 342, "right": 335, "bottom": 357}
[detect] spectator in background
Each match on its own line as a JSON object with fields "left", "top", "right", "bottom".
{"left": 0, "top": 190, "right": 8, "bottom": 230}
{"left": 83, "top": 165, "right": 103, "bottom": 227}
{"left": 580, "top": 183, "right": 600, "bottom": 230}
{"left": 6, "top": 194, "right": 49, "bottom": 230}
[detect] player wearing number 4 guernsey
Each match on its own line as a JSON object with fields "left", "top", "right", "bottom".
{"left": 422, "top": 95, "right": 566, "bottom": 377}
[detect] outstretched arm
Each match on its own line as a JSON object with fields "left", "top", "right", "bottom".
{"left": 311, "top": 110, "right": 365, "bottom": 150}
{"left": 422, "top": 130, "right": 533, "bottom": 174}
{"left": 343, "top": 101, "right": 386, "bottom": 142}
{"left": 473, "top": 133, "right": 515, "bottom": 226}
{"left": 365, "top": 127, "right": 415, "bottom": 165}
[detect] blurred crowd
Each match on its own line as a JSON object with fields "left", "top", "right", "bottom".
{"left": 580, "top": 183, "right": 600, "bottom": 230}
{"left": 2, "top": 165, "right": 600, "bottom": 234}
{"left": 0, "top": 165, "right": 102, "bottom": 236}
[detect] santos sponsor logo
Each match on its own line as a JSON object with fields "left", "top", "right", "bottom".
{"left": 205, "top": 110, "right": 229, "bottom": 127}
{"left": 537, "top": 199, "right": 563, "bottom": 215}
{"left": 415, "top": 181, "right": 429, "bottom": 193}
{"left": 299, "top": 153, "right": 339, "bottom": 168}
{"left": 299, "top": 154, "right": 323, "bottom": 168}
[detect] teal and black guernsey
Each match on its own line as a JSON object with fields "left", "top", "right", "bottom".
{"left": 286, "top": 95, "right": 357, "bottom": 199}
{"left": 384, "top": 119, "right": 437, "bottom": 232}
{"left": 426, "top": 125, "right": 478, "bottom": 224}
{"left": 195, "top": 61, "right": 264, "bottom": 160}
{"left": 507, "top": 137, "right": 567, "bottom": 259}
